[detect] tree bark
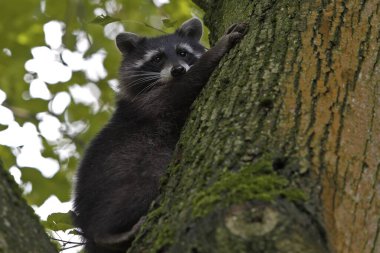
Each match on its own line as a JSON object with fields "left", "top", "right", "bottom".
{"left": 0, "top": 165, "right": 57, "bottom": 253}
{"left": 129, "top": 0, "right": 380, "bottom": 252}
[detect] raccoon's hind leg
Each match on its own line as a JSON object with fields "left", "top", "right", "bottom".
{"left": 93, "top": 216, "right": 147, "bottom": 251}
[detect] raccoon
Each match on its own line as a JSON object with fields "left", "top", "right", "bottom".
{"left": 73, "top": 18, "right": 247, "bottom": 253}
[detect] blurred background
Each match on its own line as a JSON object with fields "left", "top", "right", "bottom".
{"left": 0, "top": 0, "right": 207, "bottom": 251}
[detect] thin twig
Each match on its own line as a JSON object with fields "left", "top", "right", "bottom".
{"left": 49, "top": 237, "right": 84, "bottom": 245}
{"left": 60, "top": 244, "right": 83, "bottom": 251}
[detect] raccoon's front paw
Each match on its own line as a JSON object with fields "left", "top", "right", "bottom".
{"left": 224, "top": 22, "right": 249, "bottom": 45}
{"left": 206, "top": 22, "right": 248, "bottom": 61}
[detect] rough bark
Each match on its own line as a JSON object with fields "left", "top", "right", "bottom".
{"left": 0, "top": 165, "right": 57, "bottom": 253}
{"left": 128, "top": 0, "right": 380, "bottom": 252}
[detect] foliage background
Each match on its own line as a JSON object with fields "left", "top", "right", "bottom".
{"left": 0, "top": 0, "right": 206, "bottom": 251}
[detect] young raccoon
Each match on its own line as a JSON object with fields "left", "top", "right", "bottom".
{"left": 73, "top": 18, "right": 247, "bottom": 253}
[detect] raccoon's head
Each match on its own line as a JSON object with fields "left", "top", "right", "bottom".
{"left": 116, "top": 18, "right": 206, "bottom": 98}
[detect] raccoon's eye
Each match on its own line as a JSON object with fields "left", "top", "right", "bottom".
{"left": 178, "top": 50, "right": 187, "bottom": 57}
{"left": 152, "top": 55, "right": 162, "bottom": 63}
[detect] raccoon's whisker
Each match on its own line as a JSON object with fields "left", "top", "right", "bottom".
{"left": 125, "top": 72, "right": 160, "bottom": 80}
{"left": 132, "top": 80, "right": 160, "bottom": 102}
{"left": 127, "top": 70, "right": 160, "bottom": 73}
{"left": 127, "top": 70, "right": 159, "bottom": 72}
{"left": 125, "top": 80, "right": 159, "bottom": 91}
{"left": 128, "top": 76, "right": 159, "bottom": 84}
{"left": 136, "top": 81, "right": 158, "bottom": 98}
{"left": 126, "top": 73, "right": 160, "bottom": 78}
{"left": 126, "top": 70, "right": 160, "bottom": 75}
{"left": 126, "top": 76, "right": 159, "bottom": 83}
{"left": 127, "top": 72, "right": 160, "bottom": 75}
{"left": 126, "top": 77, "right": 160, "bottom": 88}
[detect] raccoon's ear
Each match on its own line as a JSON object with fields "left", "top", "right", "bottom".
{"left": 116, "top": 32, "right": 141, "bottom": 53}
{"left": 176, "top": 18, "right": 203, "bottom": 41}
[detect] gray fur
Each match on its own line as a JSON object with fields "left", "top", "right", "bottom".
{"left": 73, "top": 19, "right": 248, "bottom": 253}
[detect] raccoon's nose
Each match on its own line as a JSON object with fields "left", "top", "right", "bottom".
{"left": 171, "top": 65, "right": 186, "bottom": 77}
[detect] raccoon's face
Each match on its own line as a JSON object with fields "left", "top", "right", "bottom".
{"left": 116, "top": 18, "right": 206, "bottom": 98}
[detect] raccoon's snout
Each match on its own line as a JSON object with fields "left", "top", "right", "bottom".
{"left": 171, "top": 65, "right": 186, "bottom": 77}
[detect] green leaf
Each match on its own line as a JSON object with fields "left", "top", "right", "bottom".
{"left": 0, "top": 146, "right": 16, "bottom": 170}
{"left": 161, "top": 18, "right": 177, "bottom": 28}
{"left": 68, "top": 229, "right": 81, "bottom": 235}
{"left": 90, "top": 15, "right": 120, "bottom": 26}
{"left": 21, "top": 168, "right": 71, "bottom": 205}
{"left": 42, "top": 212, "right": 74, "bottom": 231}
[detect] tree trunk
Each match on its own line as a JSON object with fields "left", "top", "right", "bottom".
{"left": 0, "top": 165, "right": 57, "bottom": 253}
{"left": 129, "top": 0, "right": 380, "bottom": 252}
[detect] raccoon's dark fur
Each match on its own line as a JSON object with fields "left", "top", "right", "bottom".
{"left": 73, "top": 18, "right": 247, "bottom": 253}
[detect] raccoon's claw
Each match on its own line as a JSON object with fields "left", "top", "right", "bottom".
{"left": 223, "top": 23, "right": 248, "bottom": 47}
{"left": 223, "top": 22, "right": 248, "bottom": 46}
{"left": 225, "top": 22, "right": 249, "bottom": 36}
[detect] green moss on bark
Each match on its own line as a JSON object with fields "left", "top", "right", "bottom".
{"left": 191, "top": 156, "right": 306, "bottom": 217}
